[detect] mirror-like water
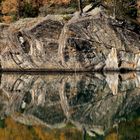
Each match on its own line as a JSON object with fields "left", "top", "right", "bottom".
{"left": 0, "top": 72, "right": 140, "bottom": 140}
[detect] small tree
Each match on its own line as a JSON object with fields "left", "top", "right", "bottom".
{"left": 78, "top": 0, "right": 83, "bottom": 14}
{"left": 19, "top": 2, "right": 39, "bottom": 18}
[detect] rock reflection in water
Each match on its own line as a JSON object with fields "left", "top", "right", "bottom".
{"left": 0, "top": 72, "right": 140, "bottom": 139}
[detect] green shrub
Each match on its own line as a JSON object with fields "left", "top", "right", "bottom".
{"left": 19, "top": 2, "right": 39, "bottom": 18}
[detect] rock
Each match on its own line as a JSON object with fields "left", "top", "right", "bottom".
{"left": 105, "top": 48, "right": 118, "bottom": 70}
{"left": 83, "top": 4, "right": 93, "bottom": 13}
{"left": 1, "top": 7, "right": 140, "bottom": 71}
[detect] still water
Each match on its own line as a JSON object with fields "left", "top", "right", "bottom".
{"left": 0, "top": 72, "right": 140, "bottom": 140}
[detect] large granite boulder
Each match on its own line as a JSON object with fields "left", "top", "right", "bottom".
{"left": 1, "top": 7, "right": 140, "bottom": 71}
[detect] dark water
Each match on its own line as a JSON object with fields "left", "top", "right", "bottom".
{"left": 0, "top": 72, "right": 140, "bottom": 140}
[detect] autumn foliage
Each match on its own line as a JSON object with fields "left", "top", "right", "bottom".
{"left": 0, "top": 0, "right": 139, "bottom": 23}
{"left": 0, "top": 0, "right": 73, "bottom": 23}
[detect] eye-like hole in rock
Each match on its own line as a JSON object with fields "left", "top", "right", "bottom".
{"left": 17, "top": 32, "right": 30, "bottom": 54}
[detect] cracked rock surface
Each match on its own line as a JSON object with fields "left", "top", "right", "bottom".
{"left": 1, "top": 7, "right": 140, "bottom": 71}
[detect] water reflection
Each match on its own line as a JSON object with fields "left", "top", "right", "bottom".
{"left": 0, "top": 72, "right": 140, "bottom": 139}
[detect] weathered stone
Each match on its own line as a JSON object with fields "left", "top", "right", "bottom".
{"left": 105, "top": 48, "right": 118, "bottom": 70}
{"left": 120, "top": 61, "right": 136, "bottom": 69}
{"left": 0, "top": 7, "right": 140, "bottom": 71}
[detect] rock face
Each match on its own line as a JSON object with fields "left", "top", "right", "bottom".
{"left": 1, "top": 7, "right": 140, "bottom": 71}
{"left": 0, "top": 73, "right": 140, "bottom": 135}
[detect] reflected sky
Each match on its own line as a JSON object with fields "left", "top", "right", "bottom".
{"left": 0, "top": 72, "right": 140, "bottom": 140}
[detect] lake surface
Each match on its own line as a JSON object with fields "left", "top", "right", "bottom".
{"left": 0, "top": 72, "right": 140, "bottom": 140}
